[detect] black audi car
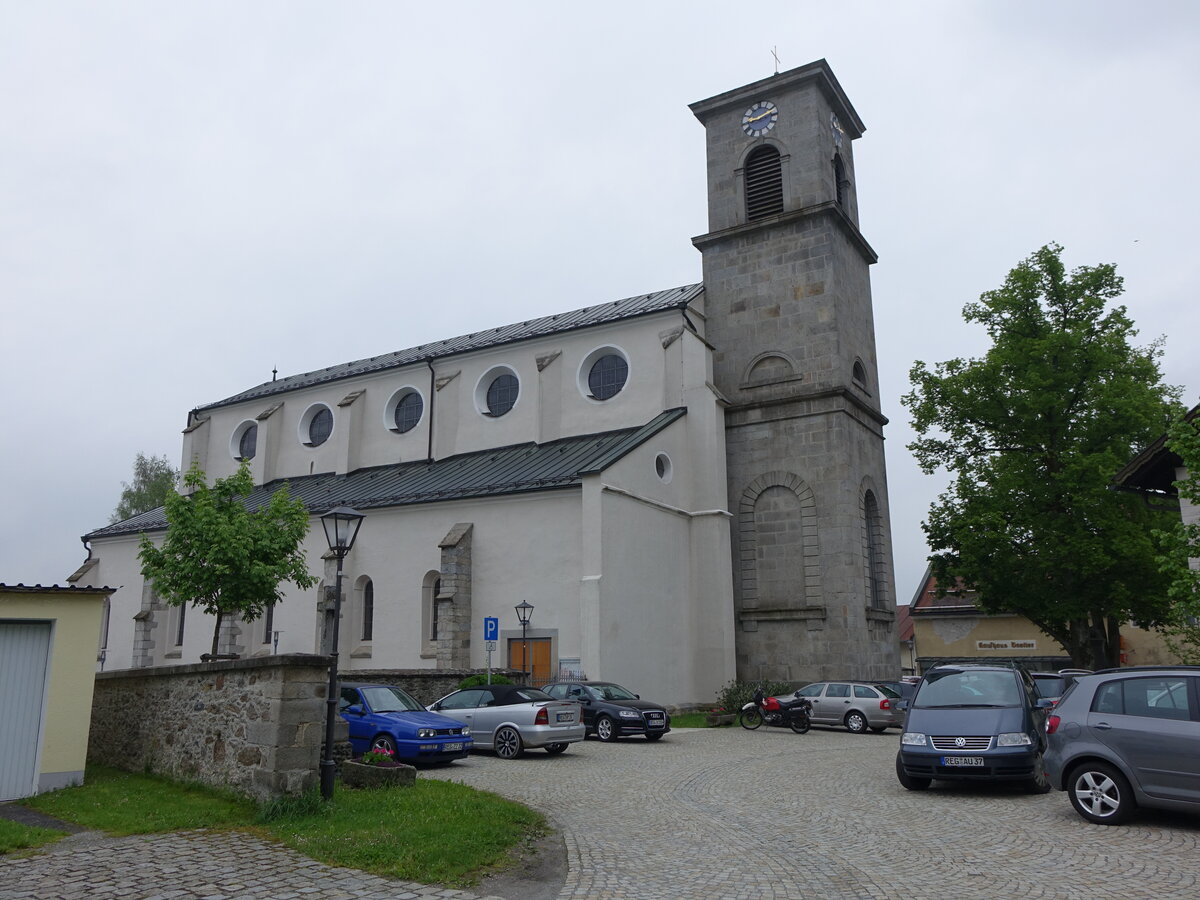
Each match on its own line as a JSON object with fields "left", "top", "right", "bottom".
{"left": 543, "top": 680, "right": 671, "bottom": 742}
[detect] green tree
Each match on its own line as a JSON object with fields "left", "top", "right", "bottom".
{"left": 903, "top": 243, "right": 1181, "bottom": 669}
{"left": 111, "top": 453, "right": 180, "bottom": 523}
{"left": 1155, "top": 411, "right": 1200, "bottom": 662}
{"left": 138, "top": 461, "right": 318, "bottom": 658}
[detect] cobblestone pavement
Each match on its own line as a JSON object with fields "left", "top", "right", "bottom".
{"left": 423, "top": 725, "right": 1200, "bottom": 900}
{"left": 4, "top": 727, "right": 1200, "bottom": 899}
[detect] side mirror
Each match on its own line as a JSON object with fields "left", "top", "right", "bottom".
{"left": 793, "top": 690, "right": 803, "bottom": 697}
{"left": 346, "top": 704, "right": 365, "bottom": 716}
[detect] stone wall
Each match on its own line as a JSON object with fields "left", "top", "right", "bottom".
{"left": 89, "top": 654, "right": 333, "bottom": 800}
{"left": 89, "top": 659, "right": 521, "bottom": 800}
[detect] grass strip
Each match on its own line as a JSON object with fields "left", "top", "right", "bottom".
{"left": 0, "top": 818, "right": 67, "bottom": 854}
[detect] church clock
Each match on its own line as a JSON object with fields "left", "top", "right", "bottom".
{"left": 741, "top": 101, "right": 778, "bottom": 137}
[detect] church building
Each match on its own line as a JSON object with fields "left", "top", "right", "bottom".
{"left": 74, "top": 60, "right": 899, "bottom": 707}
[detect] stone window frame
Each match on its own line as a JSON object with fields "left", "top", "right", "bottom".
{"left": 736, "top": 471, "right": 824, "bottom": 626}
{"left": 859, "top": 478, "right": 893, "bottom": 621}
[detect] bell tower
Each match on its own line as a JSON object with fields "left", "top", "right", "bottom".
{"left": 691, "top": 60, "right": 899, "bottom": 683}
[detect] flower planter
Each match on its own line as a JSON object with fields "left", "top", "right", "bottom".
{"left": 706, "top": 713, "right": 736, "bottom": 727}
{"left": 341, "top": 759, "right": 417, "bottom": 789}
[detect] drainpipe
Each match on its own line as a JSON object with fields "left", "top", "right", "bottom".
{"left": 426, "top": 359, "right": 436, "bottom": 463}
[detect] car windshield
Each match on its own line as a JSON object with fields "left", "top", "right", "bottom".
{"left": 914, "top": 670, "right": 1021, "bottom": 708}
{"left": 1033, "top": 676, "right": 1065, "bottom": 698}
{"left": 360, "top": 686, "right": 424, "bottom": 713}
{"left": 590, "top": 683, "right": 638, "bottom": 701}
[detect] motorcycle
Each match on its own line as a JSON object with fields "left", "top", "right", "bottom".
{"left": 739, "top": 688, "right": 812, "bottom": 734}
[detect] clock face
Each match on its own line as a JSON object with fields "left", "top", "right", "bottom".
{"left": 742, "top": 101, "right": 778, "bottom": 137}
{"left": 830, "top": 112, "right": 845, "bottom": 148}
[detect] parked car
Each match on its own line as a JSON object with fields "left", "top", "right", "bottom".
{"left": 428, "top": 683, "right": 586, "bottom": 759}
{"left": 543, "top": 680, "right": 671, "bottom": 741}
{"left": 338, "top": 682, "right": 472, "bottom": 763}
{"left": 1031, "top": 669, "right": 1091, "bottom": 705}
{"left": 793, "top": 681, "right": 903, "bottom": 733}
{"left": 895, "top": 665, "right": 1053, "bottom": 792}
{"left": 1044, "top": 666, "right": 1200, "bottom": 825}
{"left": 876, "top": 680, "right": 917, "bottom": 702}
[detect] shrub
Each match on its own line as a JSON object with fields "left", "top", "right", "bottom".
{"left": 457, "top": 673, "right": 513, "bottom": 690}
{"left": 714, "top": 678, "right": 795, "bottom": 714}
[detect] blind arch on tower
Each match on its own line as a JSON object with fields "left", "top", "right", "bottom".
{"left": 744, "top": 145, "right": 784, "bottom": 220}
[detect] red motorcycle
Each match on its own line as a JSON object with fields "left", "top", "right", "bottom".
{"left": 739, "top": 688, "right": 812, "bottom": 734}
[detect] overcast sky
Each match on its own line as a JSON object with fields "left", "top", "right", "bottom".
{"left": 3, "top": 2, "right": 1198, "bottom": 606}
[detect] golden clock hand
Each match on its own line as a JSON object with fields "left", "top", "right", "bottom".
{"left": 747, "top": 108, "right": 774, "bottom": 123}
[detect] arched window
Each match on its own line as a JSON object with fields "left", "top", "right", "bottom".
{"left": 361, "top": 579, "right": 374, "bottom": 641}
{"left": 833, "top": 153, "right": 850, "bottom": 208}
{"left": 745, "top": 145, "right": 783, "bottom": 220}
{"left": 864, "top": 490, "right": 886, "bottom": 609}
{"left": 262, "top": 602, "right": 274, "bottom": 646}
{"left": 421, "top": 571, "right": 442, "bottom": 657}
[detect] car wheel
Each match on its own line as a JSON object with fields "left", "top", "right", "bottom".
{"left": 371, "top": 734, "right": 398, "bottom": 755}
{"left": 644, "top": 733, "right": 664, "bottom": 741}
{"left": 845, "top": 711, "right": 868, "bottom": 734}
{"left": 596, "top": 715, "right": 619, "bottom": 742}
{"left": 493, "top": 726, "right": 524, "bottom": 760}
{"left": 739, "top": 709, "right": 763, "bottom": 730}
{"left": 543, "top": 742, "right": 568, "bottom": 755}
{"left": 895, "top": 751, "right": 931, "bottom": 791}
{"left": 1068, "top": 761, "right": 1136, "bottom": 825}
{"left": 1025, "top": 751, "right": 1053, "bottom": 794}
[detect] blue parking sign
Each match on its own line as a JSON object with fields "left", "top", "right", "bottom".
{"left": 484, "top": 617, "right": 499, "bottom": 641}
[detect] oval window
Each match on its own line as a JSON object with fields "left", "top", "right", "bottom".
{"left": 238, "top": 424, "right": 258, "bottom": 461}
{"left": 393, "top": 392, "right": 423, "bottom": 433}
{"left": 306, "top": 407, "right": 333, "bottom": 446}
{"left": 486, "top": 373, "right": 519, "bottom": 417}
{"left": 588, "top": 354, "right": 628, "bottom": 400}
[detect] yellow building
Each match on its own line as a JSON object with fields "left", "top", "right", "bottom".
{"left": 1, "top": 584, "right": 111, "bottom": 800}
{"left": 907, "top": 569, "right": 1178, "bottom": 674}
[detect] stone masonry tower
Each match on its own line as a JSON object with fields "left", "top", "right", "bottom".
{"left": 690, "top": 60, "right": 899, "bottom": 683}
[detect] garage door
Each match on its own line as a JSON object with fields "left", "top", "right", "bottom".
{"left": 0, "top": 621, "right": 52, "bottom": 801}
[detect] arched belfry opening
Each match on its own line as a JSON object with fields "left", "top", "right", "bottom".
{"left": 745, "top": 145, "right": 783, "bottom": 220}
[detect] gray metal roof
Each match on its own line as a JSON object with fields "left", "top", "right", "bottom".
{"left": 198, "top": 284, "right": 702, "bottom": 413}
{"left": 86, "top": 408, "right": 687, "bottom": 541}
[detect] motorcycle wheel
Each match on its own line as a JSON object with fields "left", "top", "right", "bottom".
{"left": 739, "top": 709, "right": 763, "bottom": 730}
{"left": 789, "top": 715, "right": 810, "bottom": 735}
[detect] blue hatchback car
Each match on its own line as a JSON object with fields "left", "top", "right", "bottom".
{"left": 339, "top": 683, "right": 472, "bottom": 763}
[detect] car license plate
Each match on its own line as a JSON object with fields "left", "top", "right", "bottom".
{"left": 444, "top": 743, "right": 463, "bottom": 752}
{"left": 556, "top": 712, "right": 573, "bottom": 722}
{"left": 942, "top": 756, "right": 983, "bottom": 767}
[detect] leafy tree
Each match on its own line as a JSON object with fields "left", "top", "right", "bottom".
{"left": 1155, "top": 411, "right": 1200, "bottom": 663}
{"left": 138, "top": 461, "right": 318, "bottom": 658}
{"left": 111, "top": 453, "right": 180, "bottom": 523}
{"left": 903, "top": 243, "right": 1181, "bottom": 669}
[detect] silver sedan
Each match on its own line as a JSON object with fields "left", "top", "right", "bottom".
{"left": 428, "top": 683, "right": 586, "bottom": 759}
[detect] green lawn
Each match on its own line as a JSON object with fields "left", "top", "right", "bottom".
{"left": 15, "top": 766, "right": 545, "bottom": 887}
{"left": 0, "top": 818, "right": 67, "bottom": 855}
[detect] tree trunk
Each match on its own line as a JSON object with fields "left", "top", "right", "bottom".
{"left": 210, "top": 609, "right": 224, "bottom": 658}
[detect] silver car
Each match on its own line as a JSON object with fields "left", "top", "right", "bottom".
{"left": 794, "top": 681, "right": 904, "bottom": 733}
{"left": 1045, "top": 666, "right": 1200, "bottom": 824}
{"left": 428, "top": 683, "right": 586, "bottom": 759}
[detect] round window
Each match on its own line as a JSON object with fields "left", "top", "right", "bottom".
{"left": 486, "top": 373, "right": 519, "bottom": 417}
{"left": 303, "top": 406, "right": 333, "bottom": 447}
{"left": 238, "top": 423, "right": 257, "bottom": 460}
{"left": 588, "top": 354, "right": 628, "bottom": 400}
{"left": 393, "top": 392, "right": 423, "bottom": 433}
{"left": 655, "top": 453, "right": 673, "bottom": 483}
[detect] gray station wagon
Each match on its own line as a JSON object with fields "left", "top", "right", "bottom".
{"left": 1045, "top": 666, "right": 1200, "bottom": 824}
{"left": 794, "top": 681, "right": 903, "bottom": 733}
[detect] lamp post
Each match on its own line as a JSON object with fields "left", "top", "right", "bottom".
{"left": 319, "top": 506, "right": 364, "bottom": 801}
{"left": 514, "top": 600, "right": 533, "bottom": 685}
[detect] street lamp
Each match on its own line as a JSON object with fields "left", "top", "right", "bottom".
{"left": 515, "top": 600, "right": 534, "bottom": 685}
{"left": 319, "top": 505, "right": 364, "bottom": 800}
